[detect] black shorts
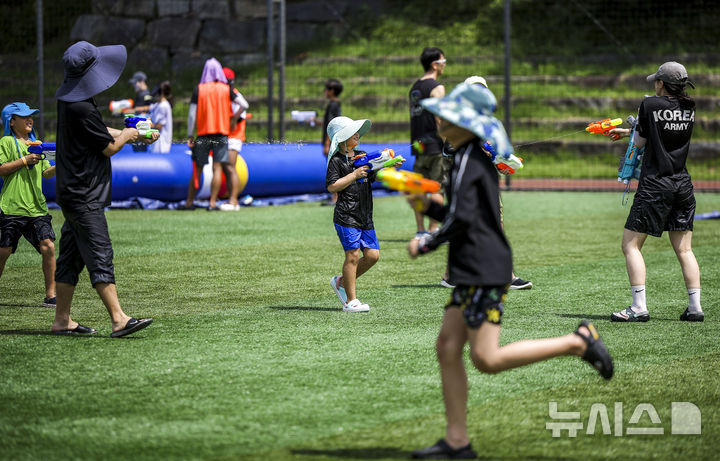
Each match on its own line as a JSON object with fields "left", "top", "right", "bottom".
{"left": 446, "top": 285, "right": 507, "bottom": 329}
{"left": 55, "top": 207, "right": 115, "bottom": 287}
{"left": 0, "top": 212, "right": 55, "bottom": 253}
{"left": 625, "top": 176, "right": 695, "bottom": 237}
{"left": 192, "top": 134, "right": 229, "bottom": 165}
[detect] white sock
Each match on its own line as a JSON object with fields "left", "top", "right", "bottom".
{"left": 631, "top": 285, "right": 647, "bottom": 312}
{"left": 688, "top": 289, "right": 702, "bottom": 313}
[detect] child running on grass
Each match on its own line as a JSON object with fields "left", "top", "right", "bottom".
{"left": 406, "top": 83, "right": 613, "bottom": 459}
{"left": 326, "top": 116, "right": 394, "bottom": 312}
{"left": 0, "top": 103, "right": 57, "bottom": 308}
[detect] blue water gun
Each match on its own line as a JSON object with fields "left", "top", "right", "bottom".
{"left": 353, "top": 148, "right": 405, "bottom": 183}
{"left": 617, "top": 115, "right": 644, "bottom": 205}
{"left": 482, "top": 141, "right": 523, "bottom": 175}
{"left": 26, "top": 142, "right": 56, "bottom": 168}
{"left": 124, "top": 114, "right": 159, "bottom": 138}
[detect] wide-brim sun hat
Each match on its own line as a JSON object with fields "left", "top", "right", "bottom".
{"left": 420, "top": 82, "right": 514, "bottom": 157}
{"left": 326, "top": 116, "right": 372, "bottom": 165}
{"left": 56, "top": 41, "right": 127, "bottom": 102}
{"left": 2, "top": 102, "right": 39, "bottom": 140}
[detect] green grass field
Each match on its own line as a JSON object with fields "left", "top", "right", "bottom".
{"left": 1, "top": 191, "right": 719, "bottom": 460}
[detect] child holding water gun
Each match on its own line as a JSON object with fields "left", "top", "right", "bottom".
{"left": 326, "top": 116, "right": 403, "bottom": 312}
{"left": 405, "top": 83, "right": 613, "bottom": 459}
{"left": 0, "top": 103, "right": 57, "bottom": 308}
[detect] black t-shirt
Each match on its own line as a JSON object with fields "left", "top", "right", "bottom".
{"left": 637, "top": 95, "right": 695, "bottom": 180}
{"left": 325, "top": 151, "right": 376, "bottom": 230}
{"left": 322, "top": 100, "right": 342, "bottom": 146}
{"left": 409, "top": 78, "right": 442, "bottom": 155}
{"left": 55, "top": 98, "right": 115, "bottom": 211}
{"left": 423, "top": 140, "right": 512, "bottom": 286}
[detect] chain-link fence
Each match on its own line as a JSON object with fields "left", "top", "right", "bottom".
{"left": 1, "top": 0, "right": 718, "bottom": 190}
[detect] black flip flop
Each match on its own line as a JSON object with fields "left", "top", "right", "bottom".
{"left": 111, "top": 318, "right": 153, "bottom": 338}
{"left": 51, "top": 324, "right": 97, "bottom": 335}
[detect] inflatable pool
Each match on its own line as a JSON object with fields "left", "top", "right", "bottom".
{"left": 31, "top": 142, "right": 415, "bottom": 201}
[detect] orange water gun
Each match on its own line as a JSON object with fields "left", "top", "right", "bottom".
{"left": 376, "top": 169, "right": 441, "bottom": 194}
{"left": 586, "top": 118, "right": 623, "bottom": 138}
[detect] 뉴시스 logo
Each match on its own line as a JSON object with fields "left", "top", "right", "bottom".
{"left": 546, "top": 401, "right": 701, "bottom": 437}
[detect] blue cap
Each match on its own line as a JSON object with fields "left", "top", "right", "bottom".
{"left": 2, "top": 102, "right": 39, "bottom": 139}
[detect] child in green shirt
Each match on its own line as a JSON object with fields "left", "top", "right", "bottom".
{"left": 0, "top": 102, "right": 57, "bottom": 307}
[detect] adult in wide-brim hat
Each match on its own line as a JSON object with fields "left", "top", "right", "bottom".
{"left": 326, "top": 116, "right": 372, "bottom": 167}
{"left": 56, "top": 41, "right": 127, "bottom": 102}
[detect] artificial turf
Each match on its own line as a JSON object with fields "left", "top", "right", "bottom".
{"left": 1, "top": 191, "right": 719, "bottom": 460}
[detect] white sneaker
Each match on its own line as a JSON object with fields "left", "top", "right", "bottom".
{"left": 343, "top": 299, "right": 370, "bottom": 313}
{"left": 330, "top": 275, "right": 347, "bottom": 307}
{"left": 440, "top": 279, "right": 455, "bottom": 288}
{"left": 219, "top": 203, "right": 240, "bottom": 211}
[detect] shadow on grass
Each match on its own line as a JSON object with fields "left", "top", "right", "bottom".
{"left": 267, "top": 306, "right": 339, "bottom": 312}
{"left": 0, "top": 302, "right": 42, "bottom": 308}
{"left": 290, "top": 447, "right": 411, "bottom": 459}
{"left": 0, "top": 329, "right": 109, "bottom": 338}
{"left": 554, "top": 313, "right": 677, "bottom": 322}
{"left": 391, "top": 284, "right": 446, "bottom": 289}
{"left": 290, "top": 447, "right": 568, "bottom": 460}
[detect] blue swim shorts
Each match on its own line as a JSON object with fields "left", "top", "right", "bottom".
{"left": 334, "top": 224, "right": 380, "bottom": 251}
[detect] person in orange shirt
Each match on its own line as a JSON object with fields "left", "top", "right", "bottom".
{"left": 179, "top": 58, "right": 248, "bottom": 210}
{"left": 220, "top": 67, "right": 250, "bottom": 211}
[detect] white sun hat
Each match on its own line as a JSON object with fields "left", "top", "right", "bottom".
{"left": 326, "top": 116, "right": 372, "bottom": 166}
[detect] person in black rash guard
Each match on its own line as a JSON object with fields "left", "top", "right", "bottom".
{"left": 52, "top": 41, "right": 157, "bottom": 338}
{"left": 320, "top": 78, "right": 343, "bottom": 206}
{"left": 406, "top": 83, "right": 614, "bottom": 460}
{"left": 608, "top": 62, "right": 704, "bottom": 323}
{"left": 409, "top": 47, "right": 447, "bottom": 238}
{"left": 325, "top": 116, "right": 404, "bottom": 313}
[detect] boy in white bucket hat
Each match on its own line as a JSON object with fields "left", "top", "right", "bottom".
{"left": 325, "top": 116, "right": 378, "bottom": 313}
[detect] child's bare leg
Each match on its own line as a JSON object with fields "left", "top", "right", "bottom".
{"left": 355, "top": 248, "right": 379, "bottom": 279}
{"left": 468, "top": 323, "right": 585, "bottom": 374}
{"left": 209, "top": 162, "right": 223, "bottom": 208}
{"left": 342, "top": 248, "right": 361, "bottom": 300}
{"left": 39, "top": 239, "right": 56, "bottom": 298}
{"left": 437, "top": 307, "right": 471, "bottom": 449}
{"left": 0, "top": 247, "right": 11, "bottom": 278}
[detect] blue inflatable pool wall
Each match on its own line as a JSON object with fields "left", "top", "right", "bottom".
{"left": 32, "top": 143, "right": 415, "bottom": 201}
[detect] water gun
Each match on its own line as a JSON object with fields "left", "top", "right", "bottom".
{"left": 376, "top": 169, "right": 441, "bottom": 194}
{"left": 291, "top": 110, "right": 317, "bottom": 127}
{"left": 26, "top": 141, "right": 56, "bottom": 167}
{"left": 482, "top": 141, "right": 523, "bottom": 175}
{"left": 618, "top": 115, "right": 645, "bottom": 205}
{"left": 109, "top": 99, "right": 134, "bottom": 115}
{"left": 586, "top": 118, "right": 623, "bottom": 137}
{"left": 353, "top": 148, "right": 405, "bottom": 182}
{"left": 124, "top": 114, "right": 159, "bottom": 138}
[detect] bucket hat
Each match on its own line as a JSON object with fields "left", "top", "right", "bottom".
{"left": 2, "top": 102, "right": 39, "bottom": 140}
{"left": 420, "top": 82, "right": 514, "bottom": 158}
{"left": 647, "top": 61, "right": 695, "bottom": 89}
{"left": 326, "top": 116, "right": 372, "bottom": 166}
{"left": 56, "top": 41, "right": 127, "bottom": 102}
